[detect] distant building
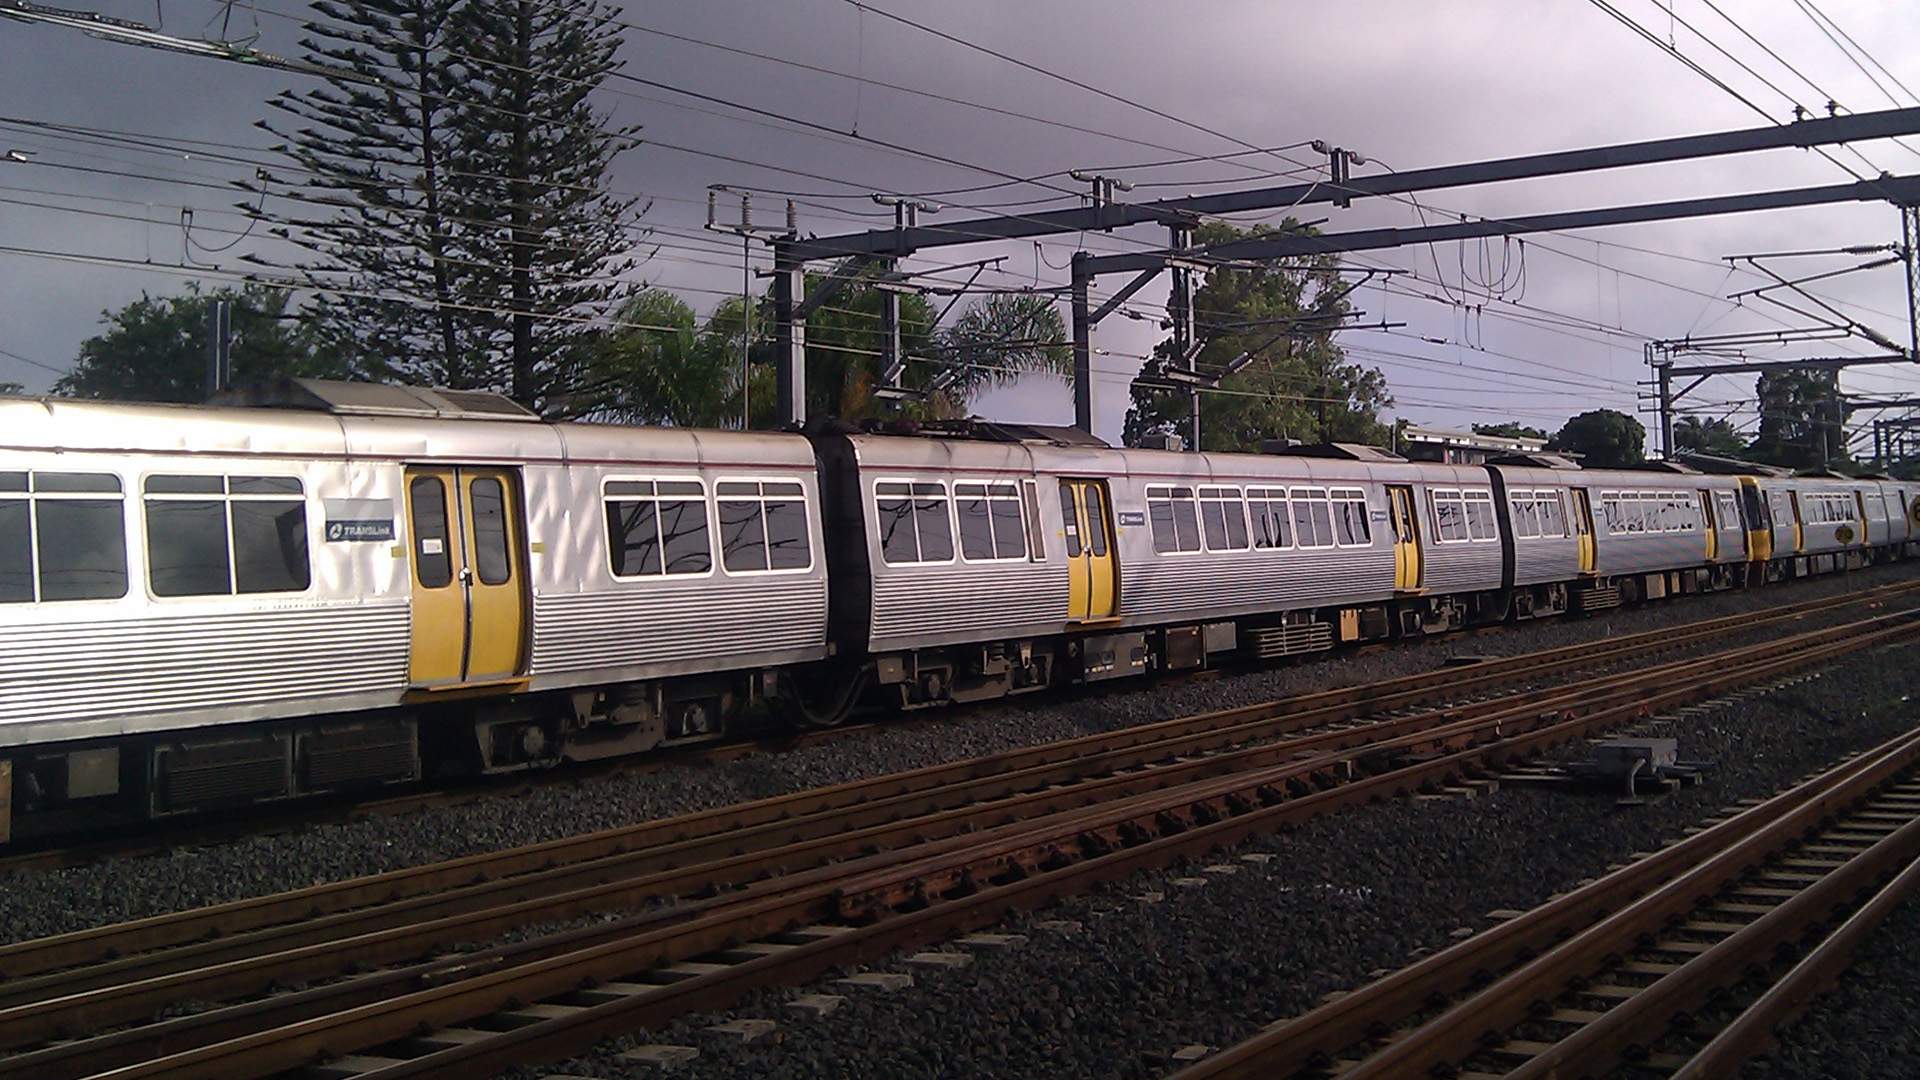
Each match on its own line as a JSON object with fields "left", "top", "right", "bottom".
{"left": 1400, "top": 423, "right": 1548, "bottom": 465}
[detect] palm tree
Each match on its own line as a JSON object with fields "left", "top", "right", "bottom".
{"left": 926, "top": 291, "right": 1072, "bottom": 416}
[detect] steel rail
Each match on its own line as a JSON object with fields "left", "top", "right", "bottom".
{"left": 1170, "top": 723, "right": 1920, "bottom": 1079}
{"left": 57, "top": 610, "right": 1918, "bottom": 1080}
{"left": 0, "top": 600, "right": 1901, "bottom": 1056}
{"left": 2, "top": 578, "right": 1900, "bottom": 987}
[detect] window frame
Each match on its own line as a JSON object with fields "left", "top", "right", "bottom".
{"left": 1462, "top": 488, "right": 1499, "bottom": 542}
{"left": 1244, "top": 486, "right": 1294, "bottom": 551}
{"left": 1145, "top": 484, "right": 1205, "bottom": 555}
{"left": 952, "top": 479, "right": 1030, "bottom": 564}
{"left": 1197, "top": 485, "right": 1250, "bottom": 553}
{"left": 872, "top": 477, "right": 957, "bottom": 568}
{"left": 602, "top": 475, "right": 716, "bottom": 581}
{"left": 0, "top": 470, "right": 131, "bottom": 604}
{"left": 713, "top": 475, "right": 814, "bottom": 576}
{"left": 139, "top": 471, "right": 310, "bottom": 600}
{"left": 1329, "top": 486, "right": 1373, "bottom": 548}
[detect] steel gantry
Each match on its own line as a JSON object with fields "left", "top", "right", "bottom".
{"left": 764, "top": 107, "right": 1920, "bottom": 444}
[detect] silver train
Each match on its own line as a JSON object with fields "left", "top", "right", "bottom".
{"left": 2, "top": 380, "right": 1914, "bottom": 841}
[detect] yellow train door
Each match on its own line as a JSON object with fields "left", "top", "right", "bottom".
{"left": 404, "top": 466, "right": 529, "bottom": 688}
{"left": 1698, "top": 489, "right": 1718, "bottom": 560}
{"left": 1059, "top": 479, "right": 1118, "bottom": 621}
{"left": 1572, "top": 488, "right": 1597, "bottom": 574}
{"left": 1386, "top": 485, "right": 1422, "bottom": 591}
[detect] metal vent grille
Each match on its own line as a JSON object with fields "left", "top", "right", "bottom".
{"left": 1248, "top": 622, "right": 1334, "bottom": 659}
{"left": 153, "top": 735, "right": 292, "bottom": 814}
{"left": 299, "top": 722, "right": 419, "bottom": 790}
{"left": 1574, "top": 585, "right": 1623, "bottom": 612}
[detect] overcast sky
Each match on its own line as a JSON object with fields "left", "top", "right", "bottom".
{"left": 3, "top": 0, "right": 1918, "bottom": 449}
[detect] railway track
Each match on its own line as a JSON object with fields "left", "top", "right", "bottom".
{"left": 1173, "top": 722, "right": 1920, "bottom": 1080}
{"left": 0, "top": 585, "right": 1915, "bottom": 1079}
{"left": 0, "top": 576, "right": 1897, "bottom": 877}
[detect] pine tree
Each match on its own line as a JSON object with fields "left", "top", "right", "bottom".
{"left": 256, "top": 0, "right": 477, "bottom": 386}
{"left": 444, "top": 0, "right": 641, "bottom": 414}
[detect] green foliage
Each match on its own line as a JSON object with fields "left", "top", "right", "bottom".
{"left": 1748, "top": 371, "right": 1848, "bottom": 469}
{"left": 572, "top": 289, "right": 740, "bottom": 427}
{"left": 263, "top": 0, "right": 641, "bottom": 414}
{"left": 1672, "top": 415, "right": 1748, "bottom": 457}
{"left": 1547, "top": 408, "right": 1647, "bottom": 467}
{"left": 0, "top": 382, "right": 22, "bottom": 396}
{"left": 1472, "top": 422, "right": 1547, "bottom": 441}
{"left": 929, "top": 291, "right": 1072, "bottom": 415}
{"left": 1121, "top": 221, "right": 1391, "bottom": 451}
{"left": 56, "top": 285, "right": 345, "bottom": 404}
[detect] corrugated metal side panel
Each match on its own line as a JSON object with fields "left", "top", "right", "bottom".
{"left": 870, "top": 566, "right": 1066, "bottom": 647}
{"left": 1121, "top": 548, "right": 1395, "bottom": 623}
{"left": 531, "top": 578, "right": 827, "bottom": 673}
{"left": 1420, "top": 540, "right": 1504, "bottom": 594}
{"left": 0, "top": 605, "right": 408, "bottom": 727}
{"left": 1512, "top": 538, "right": 1582, "bottom": 587}
{"left": 1595, "top": 532, "right": 1705, "bottom": 576}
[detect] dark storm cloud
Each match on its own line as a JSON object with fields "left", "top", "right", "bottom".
{"left": 2, "top": 0, "right": 1917, "bottom": 444}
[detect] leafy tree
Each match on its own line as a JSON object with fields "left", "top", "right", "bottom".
{"left": 1121, "top": 221, "right": 1391, "bottom": 451}
{"left": 0, "top": 382, "right": 22, "bottom": 396}
{"left": 56, "top": 285, "right": 343, "bottom": 404}
{"left": 258, "top": 0, "right": 474, "bottom": 387}
{"left": 792, "top": 274, "right": 940, "bottom": 422}
{"left": 1673, "top": 415, "right": 1748, "bottom": 457}
{"left": 927, "top": 291, "right": 1072, "bottom": 417}
{"left": 1472, "top": 422, "right": 1547, "bottom": 441}
{"left": 569, "top": 289, "right": 738, "bottom": 426}
{"left": 1547, "top": 408, "right": 1646, "bottom": 467}
{"left": 445, "top": 0, "right": 641, "bottom": 412}
{"left": 1749, "top": 370, "right": 1847, "bottom": 469}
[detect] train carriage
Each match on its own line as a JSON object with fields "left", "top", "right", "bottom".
{"left": 0, "top": 386, "right": 831, "bottom": 833}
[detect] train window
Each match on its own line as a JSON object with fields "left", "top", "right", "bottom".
{"left": 764, "top": 483, "right": 810, "bottom": 570}
{"left": 1021, "top": 481, "right": 1045, "bottom": 561}
{"left": 606, "top": 499, "right": 661, "bottom": 577}
{"left": 1058, "top": 485, "right": 1083, "bottom": 558}
{"left": 410, "top": 477, "right": 455, "bottom": 587}
{"left": 146, "top": 474, "right": 309, "bottom": 596}
{"left": 146, "top": 495, "right": 231, "bottom": 597}
{"left": 1198, "top": 487, "right": 1249, "bottom": 552}
{"left": 1508, "top": 492, "right": 1533, "bottom": 539}
{"left": 1539, "top": 492, "right": 1567, "bottom": 538}
{"left": 717, "top": 480, "right": 810, "bottom": 573}
{"left": 36, "top": 472, "right": 123, "bottom": 493}
{"left": 231, "top": 498, "right": 310, "bottom": 593}
{"left": 0, "top": 472, "right": 23, "bottom": 493}
{"left": 1430, "top": 489, "right": 1468, "bottom": 543}
{"left": 1464, "top": 490, "right": 1498, "bottom": 540}
{"left": 1290, "top": 487, "right": 1336, "bottom": 548}
{"left": 1715, "top": 491, "right": 1741, "bottom": 530}
{"left": 955, "top": 482, "right": 1027, "bottom": 562}
{"left": 874, "top": 481, "right": 952, "bottom": 565}
{"left": 0, "top": 497, "right": 30, "bottom": 602}
{"left": 1332, "top": 488, "right": 1371, "bottom": 546}
{"left": 1146, "top": 486, "right": 1202, "bottom": 554}
{"left": 604, "top": 478, "right": 709, "bottom": 578}
{"left": 468, "top": 478, "right": 511, "bottom": 586}
{"left": 1083, "top": 485, "right": 1108, "bottom": 558}
{"left": 1245, "top": 488, "right": 1293, "bottom": 550}
{"left": 38, "top": 499, "right": 129, "bottom": 601}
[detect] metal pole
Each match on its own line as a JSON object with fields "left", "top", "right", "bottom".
{"left": 1903, "top": 203, "right": 1919, "bottom": 362}
{"left": 1071, "top": 252, "right": 1093, "bottom": 434}
{"left": 1169, "top": 224, "right": 1199, "bottom": 451}
{"left": 203, "top": 298, "right": 230, "bottom": 399}
{"left": 773, "top": 242, "right": 806, "bottom": 428}
{"left": 1656, "top": 361, "right": 1674, "bottom": 459}
{"left": 740, "top": 234, "right": 752, "bottom": 430}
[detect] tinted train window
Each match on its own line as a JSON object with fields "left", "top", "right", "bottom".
{"left": 468, "top": 478, "right": 511, "bottom": 586}
{"left": 232, "top": 498, "right": 310, "bottom": 593}
{"left": 1199, "top": 488, "right": 1249, "bottom": 552}
{"left": 0, "top": 498, "right": 31, "bottom": 602}
{"left": 1147, "top": 486, "right": 1202, "bottom": 554}
{"left": 715, "top": 480, "right": 808, "bottom": 574}
{"left": 410, "top": 477, "right": 454, "bottom": 588}
{"left": 605, "top": 479, "right": 711, "bottom": 578}
{"left": 875, "top": 481, "right": 953, "bottom": 565}
{"left": 1058, "top": 486, "right": 1083, "bottom": 558}
{"left": 1082, "top": 485, "right": 1107, "bottom": 558}
{"left": 954, "top": 483, "right": 1026, "bottom": 562}
{"left": 0, "top": 473, "right": 128, "bottom": 602}
{"left": 955, "top": 485, "right": 995, "bottom": 560}
{"left": 146, "top": 498, "right": 230, "bottom": 596}
{"left": 764, "top": 484, "right": 810, "bottom": 570}
{"left": 1332, "top": 488, "right": 1371, "bottom": 546}
{"left": 1246, "top": 488, "right": 1292, "bottom": 550}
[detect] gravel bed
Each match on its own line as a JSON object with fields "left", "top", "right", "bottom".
{"left": 518, "top": 631, "right": 1920, "bottom": 1080}
{"left": 1, "top": 562, "right": 1916, "bottom": 948}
